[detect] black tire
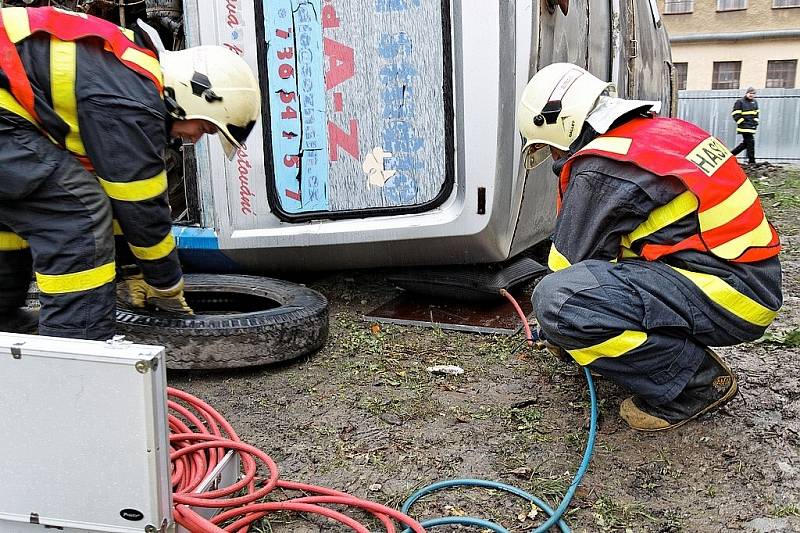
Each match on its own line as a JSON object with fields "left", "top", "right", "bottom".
{"left": 116, "top": 274, "right": 328, "bottom": 370}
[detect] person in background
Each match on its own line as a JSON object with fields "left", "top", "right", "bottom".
{"left": 0, "top": 6, "right": 260, "bottom": 339}
{"left": 517, "top": 63, "right": 781, "bottom": 432}
{"left": 731, "top": 87, "right": 759, "bottom": 166}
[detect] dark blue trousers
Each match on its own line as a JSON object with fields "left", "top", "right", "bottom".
{"left": 532, "top": 260, "right": 766, "bottom": 405}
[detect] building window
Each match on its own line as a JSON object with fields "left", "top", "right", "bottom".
{"left": 664, "top": 0, "right": 694, "bottom": 13}
{"left": 717, "top": 0, "right": 747, "bottom": 10}
{"left": 674, "top": 62, "right": 688, "bottom": 90}
{"left": 712, "top": 61, "right": 741, "bottom": 89}
{"left": 717, "top": 0, "right": 747, "bottom": 9}
{"left": 766, "top": 60, "right": 797, "bottom": 88}
{"left": 773, "top": 0, "right": 800, "bottom": 8}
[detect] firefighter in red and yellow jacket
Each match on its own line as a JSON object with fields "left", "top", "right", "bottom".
{"left": 0, "top": 7, "right": 260, "bottom": 339}
{"left": 517, "top": 63, "right": 782, "bottom": 431}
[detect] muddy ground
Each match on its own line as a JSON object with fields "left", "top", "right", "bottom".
{"left": 169, "top": 165, "right": 800, "bottom": 533}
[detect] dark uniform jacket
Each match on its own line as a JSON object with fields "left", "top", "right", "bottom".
{"left": 732, "top": 98, "right": 759, "bottom": 134}
{"left": 550, "top": 124, "right": 782, "bottom": 338}
{"left": 0, "top": 29, "right": 180, "bottom": 288}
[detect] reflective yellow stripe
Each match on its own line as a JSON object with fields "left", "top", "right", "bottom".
{"left": 120, "top": 47, "right": 164, "bottom": 85}
{"left": 50, "top": 38, "right": 87, "bottom": 156}
{"left": 129, "top": 233, "right": 176, "bottom": 261}
{"left": 580, "top": 136, "right": 633, "bottom": 156}
{"left": 710, "top": 216, "right": 774, "bottom": 260}
{"left": 2, "top": 7, "right": 32, "bottom": 42}
{"left": 670, "top": 266, "right": 777, "bottom": 326}
{"left": 737, "top": 128, "right": 757, "bottom": 133}
{"left": 623, "top": 191, "right": 698, "bottom": 246}
{"left": 35, "top": 262, "right": 116, "bottom": 295}
{"left": 736, "top": 118, "right": 745, "bottom": 124}
{"left": 98, "top": 171, "right": 167, "bottom": 201}
{"left": 548, "top": 244, "right": 571, "bottom": 272}
{"left": 731, "top": 110, "right": 741, "bottom": 116}
{"left": 741, "top": 110, "right": 758, "bottom": 115}
{"left": 698, "top": 179, "right": 758, "bottom": 231}
{"left": 568, "top": 331, "right": 648, "bottom": 366}
{"left": 120, "top": 27, "right": 135, "bottom": 40}
{"left": 112, "top": 220, "right": 123, "bottom": 236}
{"left": 620, "top": 247, "right": 639, "bottom": 259}
{"left": 0, "top": 88, "right": 37, "bottom": 125}
{"left": 0, "top": 231, "right": 28, "bottom": 250}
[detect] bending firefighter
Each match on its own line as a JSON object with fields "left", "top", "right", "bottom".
{"left": 0, "top": 7, "right": 260, "bottom": 339}
{"left": 518, "top": 63, "right": 782, "bottom": 431}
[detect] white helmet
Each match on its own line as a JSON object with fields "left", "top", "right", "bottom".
{"left": 517, "top": 63, "right": 614, "bottom": 168}
{"left": 160, "top": 46, "right": 261, "bottom": 159}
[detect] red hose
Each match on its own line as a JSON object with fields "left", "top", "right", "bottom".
{"left": 500, "top": 289, "right": 534, "bottom": 346}
{"left": 167, "top": 387, "right": 426, "bottom": 533}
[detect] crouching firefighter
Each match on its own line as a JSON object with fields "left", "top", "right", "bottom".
{"left": 517, "top": 63, "right": 782, "bottom": 431}
{"left": 0, "top": 7, "right": 260, "bottom": 339}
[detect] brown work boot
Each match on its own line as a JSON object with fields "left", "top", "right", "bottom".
{"left": 619, "top": 348, "right": 738, "bottom": 432}
{"left": 0, "top": 308, "right": 39, "bottom": 334}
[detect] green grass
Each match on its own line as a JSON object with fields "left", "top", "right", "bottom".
{"left": 772, "top": 504, "right": 800, "bottom": 518}
{"left": 591, "top": 496, "right": 661, "bottom": 531}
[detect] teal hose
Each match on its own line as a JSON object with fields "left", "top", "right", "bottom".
{"left": 401, "top": 367, "right": 598, "bottom": 532}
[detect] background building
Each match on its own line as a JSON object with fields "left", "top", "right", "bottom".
{"left": 660, "top": 0, "right": 800, "bottom": 90}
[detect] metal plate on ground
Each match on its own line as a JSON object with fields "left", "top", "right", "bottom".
{"left": 364, "top": 290, "right": 534, "bottom": 335}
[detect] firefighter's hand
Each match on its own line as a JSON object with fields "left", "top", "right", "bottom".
{"left": 118, "top": 274, "right": 194, "bottom": 315}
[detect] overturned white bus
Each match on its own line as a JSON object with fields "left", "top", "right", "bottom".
{"left": 169, "top": 0, "right": 675, "bottom": 272}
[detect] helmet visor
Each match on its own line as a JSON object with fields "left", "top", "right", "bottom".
{"left": 523, "top": 143, "right": 551, "bottom": 170}
{"left": 218, "top": 120, "right": 256, "bottom": 160}
{"left": 225, "top": 120, "right": 256, "bottom": 146}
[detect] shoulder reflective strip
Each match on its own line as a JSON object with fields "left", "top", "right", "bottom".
{"left": 0, "top": 88, "right": 37, "bottom": 124}
{"left": 120, "top": 47, "right": 163, "bottom": 85}
{"left": 710, "top": 216, "right": 774, "bottom": 260}
{"left": 128, "top": 232, "right": 176, "bottom": 261}
{"left": 670, "top": 265, "right": 777, "bottom": 326}
{"left": 567, "top": 330, "right": 648, "bottom": 366}
{"left": 35, "top": 261, "right": 115, "bottom": 294}
{"left": 97, "top": 171, "right": 167, "bottom": 201}
{"left": 112, "top": 219, "right": 123, "bottom": 236}
{"left": 0, "top": 231, "right": 29, "bottom": 250}
{"left": 2, "top": 7, "right": 31, "bottom": 42}
{"left": 698, "top": 179, "right": 758, "bottom": 231}
{"left": 737, "top": 128, "right": 757, "bottom": 133}
{"left": 626, "top": 191, "right": 698, "bottom": 245}
{"left": 50, "top": 37, "right": 86, "bottom": 155}
{"left": 580, "top": 136, "right": 633, "bottom": 156}
{"left": 548, "top": 244, "right": 571, "bottom": 272}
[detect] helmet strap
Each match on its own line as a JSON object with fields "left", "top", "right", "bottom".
{"left": 163, "top": 87, "right": 186, "bottom": 120}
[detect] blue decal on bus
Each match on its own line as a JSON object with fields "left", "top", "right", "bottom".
{"left": 264, "top": 0, "right": 329, "bottom": 213}
{"left": 378, "top": 30, "right": 423, "bottom": 206}
{"left": 172, "top": 226, "right": 219, "bottom": 250}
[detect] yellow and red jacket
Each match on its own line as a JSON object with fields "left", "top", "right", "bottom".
{"left": 559, "top": 117, "right": 780, "bottom": 264}
{"left": 0, "top": 7, "right": 180, "bottom": 290}
{"left": 0, "top": 6, "right": 162, "bottom": 167}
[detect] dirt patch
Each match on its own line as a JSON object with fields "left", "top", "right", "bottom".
{"left": 169, "top": 165, "right": 800, "bottom": 532}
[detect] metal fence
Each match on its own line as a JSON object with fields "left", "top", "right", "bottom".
{"left": 677, "top": 88, "right": 800, "bottom": 163}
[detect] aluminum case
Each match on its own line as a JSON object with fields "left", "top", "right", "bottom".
{"left": 0, "top": 333, "right": 172, "bottom": 533}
